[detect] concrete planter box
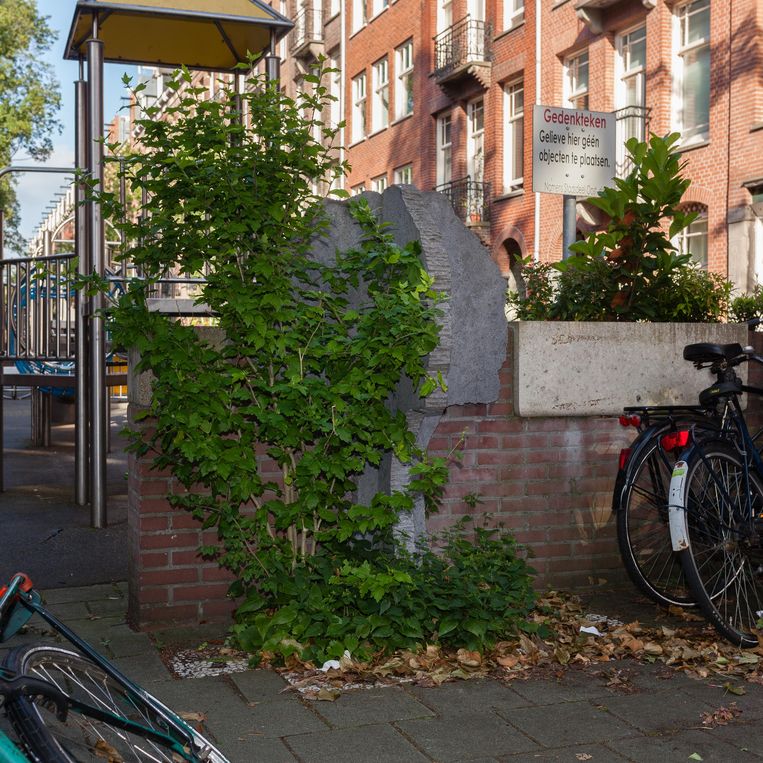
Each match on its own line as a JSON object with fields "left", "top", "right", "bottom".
{"left": 511, "top": 321, "right": 750, "bottom": 417}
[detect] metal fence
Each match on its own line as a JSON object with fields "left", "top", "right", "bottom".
{"left": 433, "top": 16, "right": 492, "bottom": 79}
{"left": 434, "top": 176, "right": 491, "bottom": 224}
{"left": 290, "top": 4, "right": 323, "bottom": 53}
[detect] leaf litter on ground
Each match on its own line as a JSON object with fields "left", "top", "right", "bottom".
{"left": 157, "top": 590, "right": 763, "bottom": 701}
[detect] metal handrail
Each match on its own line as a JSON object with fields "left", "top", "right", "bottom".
{"left": 433, "top": 16, "right": 492, "bottom": 79}
{"left": 434, "top": 175, "right": 491, "bottom": 223}
{"left": 291, "top": 5, "right": 323, "bottom": 52}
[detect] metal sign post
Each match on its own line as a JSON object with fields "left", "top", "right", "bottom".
{"left": 532, "top": 105, "right": 616, "bottom": 259}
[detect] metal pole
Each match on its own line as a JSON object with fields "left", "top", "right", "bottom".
{"left": 75, "top": 70, "right": 89, "bottom": 507}
{"left": 87, "top": 25, "right": 107, "bottom": 528}
{"left": 562, "top": 195, "right": 577, "bottom": 260}
{"left": 264, "top": 32, "right": 280, "bottom": 82}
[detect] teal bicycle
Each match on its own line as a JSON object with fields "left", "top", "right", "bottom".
{"left": 0, "top": 573, "right": 229, "bottom": 762}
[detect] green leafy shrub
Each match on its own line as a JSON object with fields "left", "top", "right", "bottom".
{"left": 232, "top": 520, "right": 539, "bottom": 663}
{"left": 730, "top": 287, "right": 763, "bottom": 323}
{"left": 507, "top": 134, "right": 732, "bottom": 322}
{"left": 95, "top": 63, "right": 537, "bottom": 661}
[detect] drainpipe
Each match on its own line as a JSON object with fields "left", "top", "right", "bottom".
{"left": 339, "top": 0, "right": 346, "bottom": 191}
{"left": 533, "top": 0, "right": 541, "bottom": 262}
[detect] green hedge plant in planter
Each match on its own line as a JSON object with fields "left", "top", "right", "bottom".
{"left": 508, "top": 133, "right": 731, "bottom": 322}
{"left": 93, "top": 63, "right": 539, "bottom": 663}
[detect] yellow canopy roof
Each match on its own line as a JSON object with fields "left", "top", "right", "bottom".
{"left": 65, "top": 0, "right": 293, "bottom": 71}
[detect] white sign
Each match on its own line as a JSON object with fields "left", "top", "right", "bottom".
{"left": 532, "top": 105, "right": 616, "bottom": 196}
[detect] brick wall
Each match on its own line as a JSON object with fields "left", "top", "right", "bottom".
{"left": 127, "top": 325, "right": 639, "bottom": 627}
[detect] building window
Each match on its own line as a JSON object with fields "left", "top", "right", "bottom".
{"left": 371, "top": 0, "right": 389, "bottom": 17}
{"left": 675, "top": 205, "right": 708, "bottom": 268}
{"left": 395, "top": 40, "right": 414, "bottom": 119}
{"left": 352, "top": 183, "right": 366, "bottom": 195}
{"left": 352, "top": 0, "right": 366, "bottom": 33}
{"left": 436, "top": 114, "right": 452, "bottom": 186}
{"left": 329, "top": 49, "right": 341, "bottom": 129}
{"left": 467, "top": 98, "right": 485, "bottom": 183}
{"left": 615, "top": 26, "right": 646, "bottom": 176}
{"left": 329, "top": 0, "right": 340, "bottom": 18}
{"left": 372, "top": 174, "right": 388, "bottom": 192}
{"left": 371, "top": 58, "right": 389, "bottom": 132}
{"left": 565, "top": 51, "right": 589, "bottom": 110}
{"left": 394, "top": 164, "right": 413, "bottom": 185}
{"left": 352, "top": 72, "right": 366, "bottom": 143}
{"left": 674, "top": 0, "right": 710, "bottom": 144}
{"left": 504, "top": 0, "right": 524, "bottom": 30}
{"left": 504, "top": 80, "right": 524, "bottom": 192}
{"left": 438, "top": 0, "right": 453, "bottom": 33}
{"left": 468, "top": 0, "right": 485, "bottom": 22}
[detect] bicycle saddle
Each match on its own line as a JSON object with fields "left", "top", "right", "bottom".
{"left": 683, "top": 342, "right": 744, "bottom": 364}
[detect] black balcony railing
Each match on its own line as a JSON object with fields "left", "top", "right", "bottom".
{"left": 290, "top": 5, "right": 323, "bottom": 53}
{"left": 434, "top": 176, "right": 491, "bottom": 224}
{"left": 614, "top": 105, "right": 651, "bottom": 178}
{"left": 433, "top": 16, "right": 492, "bottom": 79}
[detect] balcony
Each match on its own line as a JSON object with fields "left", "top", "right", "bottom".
{"left": 290, "top": 5, "right": 323, "bottom": 59}
{"left": 575, "top": 0, "right": 656, "bottom": 34}
{"left": 614, "top": 105, "right": 651, "bottom": 178}
{"left": 434, "top": 176, "right": 491, "bottom": 226}
{"left": 432, "top": 16, "right": 492, "bottom": 93}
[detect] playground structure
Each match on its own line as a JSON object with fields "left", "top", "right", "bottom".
{"left": 0, "top": 0, "right": 293, "bottom": 528}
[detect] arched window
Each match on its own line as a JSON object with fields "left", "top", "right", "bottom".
{"left": 675, "top": 202, "right": 708, "bottom": 268}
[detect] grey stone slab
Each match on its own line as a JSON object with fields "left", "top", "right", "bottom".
{"left": 86, "top": 595, "right": 128, "bottom": 618}
{"left": 397, "top": 713, "right": 539, "bottom": 761}
{"left": 285, "top": 724, "right": 430, "bottom": 763}
{"left": 501, "top": 702, "right": 637, "bottom": 747}
{"left": 155, "top": 676, "right": 327, "bottom": 740}
{"left": 219, "top": 737, "right": 298, "bottom": 763}
{"left": 678, "top": 678, "right": 763, "bottom": 721}
{"left": 43, "top": 600, "right": 91, "bottom": 621}
{"left": 409, "top": 679, "right": 529, "bottom": 715}
{"left": 230, "top": 669, "right": 292, "bottom": 703}
{"left": 41, "top": 583, "right": 123, "bottom": 605}
{"left": 508, "top": 672, "right": 613, "bottom": 705}
{"left": 98, "top": 625, "right": 155, "bottom": 659}
{"left": 499, "top": 744, "right": 630, "bottom": 762}
{"left": 111, "top": 650, "right": 173, "bottom": 685}
{"left": 706, "top": 720, "right": 763, "bottom": 756}
{"left": 310, "top": 687, "right": 434, "bottom": 728}
{"left": 602, "top": 689, "right": 718, "bottom": 734}
{"left": 613, "top": 727, "right": 762, "bottom": 762}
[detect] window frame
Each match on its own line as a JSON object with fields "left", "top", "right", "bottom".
{"left": 467, "top": 97, "right": 485, "bottom": 183}
{"left": 351, "top": 0, "right": 367, "bottom": 33}
{"left": 673, "top": 0, "right": 711, "bottom": 145}
{"left": 394, "top": 164, "right": 413, "bottom": 185}
{"left": 371, "top": 57, "right": 389, "bottom": 133}
{"left": 351, "top": 72, "right": 367, "bottom": 143}
{"left": 372, "top": 174, "right": 388, "bottom": 192}
{"left": 503, "top": 79, "right": 524, "bottom": 193}
{"left": 504, "top": 0, "right": 524, "bottom": 30}
{"left": 436, "top": 113, "right": 453, "bottom": 187}
{"left": 395, "top": 40, "right": 414, "bottom": 120}
{"left": 674, "top": 206, "right": 708, "bottom": 268}
{"left": 564, "top": 50, "right": 589, "bottom": 111}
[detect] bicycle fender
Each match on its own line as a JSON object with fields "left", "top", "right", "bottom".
{"left": 669, "top": 460, "right": 690, "bottom": 551}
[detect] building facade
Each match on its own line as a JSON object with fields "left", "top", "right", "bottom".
{"left": 279, "top": 0, "right": 763, "bottom": 288}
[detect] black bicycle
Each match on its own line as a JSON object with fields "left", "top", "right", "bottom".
{"left": 669, "top": 342, "right": 763, "bottom": 647}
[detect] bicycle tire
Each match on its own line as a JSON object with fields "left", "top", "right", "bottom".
{"left": 675, "top": 440, "right": 763, "bottom": 647}
{"left": 2, "top": 645, "right": 222, "bottom": 762}
{"left": 615, "top": 418, "right": 719, "bottom": 608}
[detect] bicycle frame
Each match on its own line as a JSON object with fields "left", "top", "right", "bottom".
{"left": 0, "top": 574, "right": 226, "bottom": 763}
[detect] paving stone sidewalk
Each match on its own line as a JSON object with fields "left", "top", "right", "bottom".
{"left": 1, "top": 583, "right": 761, "bottom": 763}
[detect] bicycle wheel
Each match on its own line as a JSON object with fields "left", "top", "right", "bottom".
{"left": 616, "top": 429, "right": 697, "bottom": 607}
{"left": 3, "top": 645, "right": 223, "bottom": 762}
{"left": 676, "top": 441, "right": 763, "bottom": 647}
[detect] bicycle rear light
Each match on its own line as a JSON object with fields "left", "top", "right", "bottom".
{"left": 618, "top": 414, "right": 641, "bottom": 428}
{"left": 618, "top": 448, "right": 632, "bottom": 470}
{"left": 660, "top": 430, "right": 691, "bottom": 451}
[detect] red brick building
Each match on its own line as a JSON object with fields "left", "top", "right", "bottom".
{"left": 279, "top": 0, "right": 763, "bottom": 288}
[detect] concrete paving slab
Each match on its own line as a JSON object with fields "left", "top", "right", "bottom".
{"left": 284, "top": 724, "right": 431, "bottom": 763}
{"left": 223, "top": 737, "right": 298, "bottom": 763}
{"left": 500, "top": 701, "right": 637, "bottom": 748}
{"left": 499, "top": 743, "right": 630, "bottom": 762}
{"left": 396, "top": 712, "right": 540, "bottom": 761}
{"left": 507, "top": 671, "right": 613, "bottom": 705}
{"left": 612, "top": 727, "right": 762, "bottom": 762}
{"left": 409, "top": 679, "right": 529, "bottom": 715}
{"left": 310, "top": 687, "right": 434, "bottom": 728}
{"left": 111, "top": 650, "right": 174, "bottom": 685}
{"left": 230, "top": 669, "right": 292, "bottom": 704}
{"left": 677, "top": 677, "right": 763, "bottom": 721}
{"left": 602, "top": 688, "right": 718, "bottom": 734}
{"left": 706, "top": 720, "right": 763, "bottom": 756}
{"left": 97, "top": 624, "right": 156, "bottom": 659}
